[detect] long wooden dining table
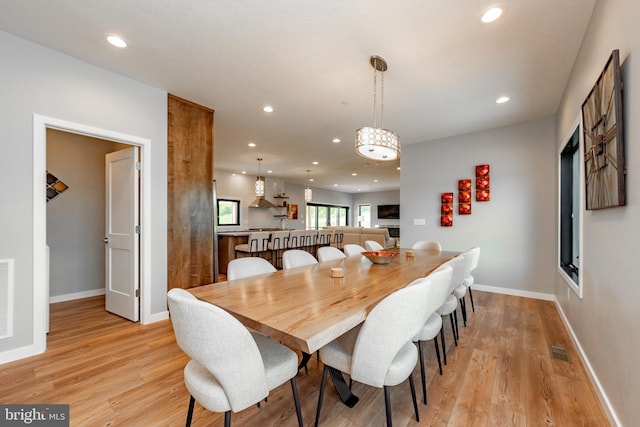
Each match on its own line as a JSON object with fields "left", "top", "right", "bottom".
{"left": 188, "top": 248, "right": 458, "bottom": 407}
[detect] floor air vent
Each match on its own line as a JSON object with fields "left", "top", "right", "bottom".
{"left": 549, "top": 344, "right": 570, "bottom": 362}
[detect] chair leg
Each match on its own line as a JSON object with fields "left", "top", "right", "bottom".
{"left": 186, "top": 395, "right": 195, "bottom": 427}
{"left": 417, "top": 340, "right": 427, "bottom": 404}
{"left": 434, "top": 336, "right": 443, "bottom": 375}
{"left": 383, "top": 386, "right": 393, "bottom": 427}
{"left": 440, "top": 325, "right": 447, "bottom": 365}
{"left": 454, "top": 309, "right": 460, "bottom": 340}
{"left": 461, "top": 297, "right": 467, "bottom": 326}
{"left": 469, "top": 287, "right": 475, "bottom": 312}
{"left": 409, "top": 374, "right": 420, "bottom": 422}
{"left": 315, "top": 365, "right": 329, "bottom": 427}
{"left": 290, "top": 377, "right": 304, "bottom": 427}
{"left": 449, "top": 313, "right": 458, "bottom": 346}
{"left": 224, "top": 411, "right": 231, "bottom": 427}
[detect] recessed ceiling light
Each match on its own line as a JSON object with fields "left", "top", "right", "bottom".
{"left": 241, "top": 171, "right": 246, "bottom": 174}
{"left": 496, "top": 96, "right": 510, "bottom": 104}
{"left": 267, "top": 170, "right": 273, "bottom": 174}
{"left": 248, "top": 142, "right": 256, "bottom": 147}
{"left": 397, "top": 167, "right": 401, "bottom": 170}
{"left": 333, "top": 184, "right": 339, "bottom": 187}
{"left": 106, "top": 34, "right": 127, "bottom": 48}
{"left": 332, "top": 138, "right": 341, "bottom": 143}
{"left": 352, "top": 173, "right": 357, "bottom": 176}
{"left": 312, "top": 161, "right": 319, "bottom": 165}
{"left": 481, "top": 7, "right": 503, "bottom": 23}
{"left": 263, "top": 105, "right": 274, "bottom": 113}
{"left": 373, "top": 179, "right": 379, "bottom": 183}
{"left": 309, "top": 178, "right": 314, "bottom": 182}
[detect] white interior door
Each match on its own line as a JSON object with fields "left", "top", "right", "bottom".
{"left": 105, "top": 147, "right": 139, "bottom": 321}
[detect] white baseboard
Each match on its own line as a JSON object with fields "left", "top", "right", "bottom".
{"left": 145, "top": 310, "right": 169, "bottom": 324}
{"left": 49, "top": 288, "right": 105, "bottom": 304}
{"left": 0, "top": 342, "right": 44, "bottom": 365}
{"left": 554, "top": 300, "right": 621, "bottom": 427}
{"left": 472, "top": 284, "right": 555, "bottom": 301}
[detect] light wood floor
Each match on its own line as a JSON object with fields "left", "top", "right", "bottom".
{"left": 0, "top": 291, "right": 610, "bottom": 426}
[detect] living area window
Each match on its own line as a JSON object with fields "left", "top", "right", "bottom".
{"left": 306, "top": 203, "right": 349, "bottom": 229}
{"left": 358, "top": 204, "right": 371, "bottom": 227}
{"left": 559, "top": 122, "right": 582, "bottom": 297}
{"left": 217, "top": 199, "right": 240, "bottom": 226}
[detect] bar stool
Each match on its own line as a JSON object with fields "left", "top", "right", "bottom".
{"left": 234, "top": 231, "right": 271, "bottom": 259}
{"left": 267, "top": 230, "right": 289, "bottom": 269}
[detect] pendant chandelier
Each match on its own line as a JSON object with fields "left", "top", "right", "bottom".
{"left": 304, "top": 170, "right": 312, "bottom": 202}
{"left": 355, "top": 55, "right": 400, "bottom": 161}
{"left": 255, "top": 158, "right": 265, "bottom": 197}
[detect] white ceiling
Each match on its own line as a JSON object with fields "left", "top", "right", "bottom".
{"left": 0, "top": 0, "right": 596, "bottom": 193}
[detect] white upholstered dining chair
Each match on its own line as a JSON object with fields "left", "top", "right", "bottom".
{"left": 317, "top": 246, "right": 346, "bottom": 263}
{"left": 411, "top": 240, "right": 442, "bottom": 252}
{"left": 227, "top": 257, "right": 276, "bottom": 281}
{"left": 343, "top": 244, "right": 366, "bottom": 257}
{"left": 314, "top": 278, "right": 433, "bottom": 426}
{"left": 410, "top": 265, "right": 453, "bottom": 404}
{"left": 167, "top": 288, "right": 303, "bottom": 427}
{"left": 282, "top": 249, "right": 318, "bottom": 269}
{"left": 364, "top": 240, "right": 384, "bottom": 251}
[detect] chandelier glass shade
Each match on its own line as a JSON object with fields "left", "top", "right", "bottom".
{"left": 355, "top": 55, "right": 400, "bottom": 161}
{"left": 304, "top": 169, "right": 312, "bottom": 201}
{"left": 255, "top": 158, "right": 265, "bottom": 197}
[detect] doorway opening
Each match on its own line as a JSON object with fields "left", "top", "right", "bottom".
{"left": 33, "top": 115, "right": 152, "bottom": 354}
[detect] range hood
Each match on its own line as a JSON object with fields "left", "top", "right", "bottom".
{"left": 249, "top": 196, "right": 278, "bottom": 208}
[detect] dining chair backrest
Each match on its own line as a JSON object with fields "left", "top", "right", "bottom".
{"left": 282, "top": 249, "right": 318, "bottom": 269}
{"left": 364, "top": 240, "right": 384, "bottom": 251}
{"left": 317, "top": 246, "right": 346, "bottom": 263}
{"left": 408, "top": 265, "right": 453, "bottom": 316}
{"left": 167, "top": 288, "right": 268, "bottom": 412}
{"left": 343, "top": 244, "right": 366, "bottom": 256}
{"left": 269, "top": 230, "right": 290, "bottom": 251}
{"left": 350, "top": 278, "right": 432, "bottom": 387}
{"left": 287, "top": 230, "right": 307, "bottom": 249}
{"left": 438, "top": 254, "right": 468, "bottom": 294}
{"left": 467, "top": 246, "right": 481, "bottom": 272}
{"left": 412, "top": 240, "right": 442, "bottom": 252}
{"left": 227, "top": 257, "right": 276, "bottom": 280}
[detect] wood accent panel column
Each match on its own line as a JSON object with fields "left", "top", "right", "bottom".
{"left": 167, "top": 94, "right": 214, "bottom": 289}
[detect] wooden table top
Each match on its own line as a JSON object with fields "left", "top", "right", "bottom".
{"left": 188, "top": 248, "right": 458, "bottom": 353}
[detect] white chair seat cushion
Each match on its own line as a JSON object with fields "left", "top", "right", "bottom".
{"left": 453, "top": 284, "right": 467, "bottom": 299}
{"left": 319, "top": 326, "right": 419, "bottom": 387}
{"left": 413, "top": 312, "right": 443, "bottom": 342}
{"left": 183, "top": 331, "right": 297, "bottom": 414}
{"left": 251, "top": 332, "right": 299, "bottom": 391}
{"left": 235, "top": 243, "right": 250, "bottom": 252}
{"left": 463, "top": 275, "right": 474, "bottom": 287}
{"left": 436, "top": 294, "right": 458, "bottom": 316}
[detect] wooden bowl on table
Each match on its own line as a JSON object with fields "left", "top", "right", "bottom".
{"left": 362, "top": 250, "right": 400, "bottom": 264}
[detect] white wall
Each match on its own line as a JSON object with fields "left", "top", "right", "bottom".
{"left": 0, "top": 31, "right": 168, "bottom": 360}
{"left": 400, "top": 116, "right": 556, "bottom": 294}
{"left": 352, "top": 190, "right": 400, "bottom": 228}
{"left": 554, "top": 0, "right": 640, "bottom": 424}
{"left": 46, "top": 130, "right": 127, "bottom": 298}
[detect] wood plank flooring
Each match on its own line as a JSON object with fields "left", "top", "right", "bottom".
{"left": 0, "top": 291, "right": 610, "bottom": 426}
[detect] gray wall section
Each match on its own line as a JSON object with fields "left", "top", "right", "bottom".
{"left": 554, "top": 0, "right": 640, "bottom": 424}
{"left": 352, "top": 190, "right": 400, "bottom": 228}
{"left": 0, "top": 30, "right": 168, "bottom": 355}
{"left": 46, "top": 129, "right": 127, "bottom": 298}
{"left": 400, "top": 116, "right": 557, "bottom": 295}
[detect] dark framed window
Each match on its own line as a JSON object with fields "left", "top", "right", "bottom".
{"left": 306, "top": 203, "right": 349, "bottom": 230}
{"left": 217, "top": 199, "right": 240, "bottom": 226}
{"left": 559, "top": 124, "right": 581, "bottom": 296}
